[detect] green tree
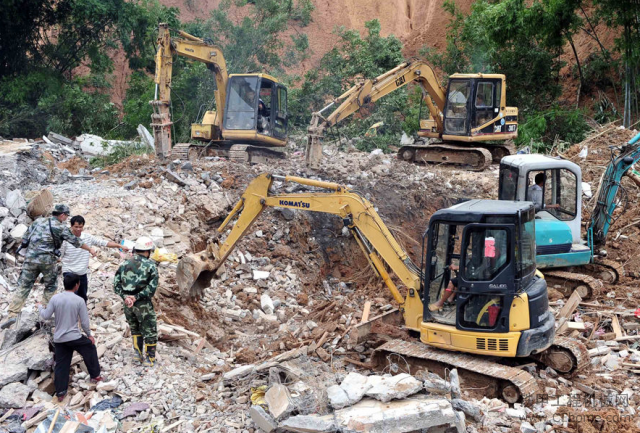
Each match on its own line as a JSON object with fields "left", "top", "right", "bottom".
{"left": 593, "top": 0, "right": 640, "bottom": 127}
{"left": 0, "top": 0, "right": 179, "bottom": 138}
{"left": 289, "top": 19, "right": 411, "bottom": 151}
{"left": 122, "top": 0, "right": 313, "bottom": 142}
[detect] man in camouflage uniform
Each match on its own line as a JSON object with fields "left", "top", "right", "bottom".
{"left": 114, "top": 236, "right": 158, "bottom": 367}
{"left": 1, "top": 204, "right": 96, "bottom": 329}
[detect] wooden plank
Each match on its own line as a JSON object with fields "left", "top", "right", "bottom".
{"left": 0, "top": 409, "right": 14, "bottom": 423}
{"left": 588, "top": 316, "right": 600, "bottom": 341}
{"left": 616, "top": 335, "right": 640, "bottom": 342}
{"left": 567, "top": 322, "right": 586, "bottom": 331}
{"left": 557, "top": 291, "right": 582, "bottom": 335}
{"left": 315, "top": 331, "right": 329, "bottom": 351}
{"left": 343, "top": 357, "right": 374, "bottom": 369}
{"left": 194, "top": 338, "right": 206, "bottom": 354}
{"left": 161, "top": 421, "right": 184, "bottom": 432}
{"left": 58, "top": 421, "right": 80, "bottom": 433}
{"left": 575, "top": 383, "right": 595, "bottom": 395}
{"left": 360, "top": 301, "right": 372, "bottom": 324}
{"left": 611, "top": 315, "right": 624, "bottom": 339}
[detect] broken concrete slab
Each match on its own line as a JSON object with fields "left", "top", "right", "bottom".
{"left": 164, "top": 169, "right": 186, "bottom": 187}
{"left": 1, "top": 310, "right": 40, "bottom": 350}
{"left": 9, "top": 224, "right": 27, "bottom": 239}
{"left": 222, "top": 364, "right": 256, "bottom": 382}
{"left": 451, "top": 398, "right": 483, "bottom": 422}
{"left": 280, "top": 414, "right": 337, "bottom": 433}
{"left": 0, "top": 331, "right": 52, "bottom": 370}
{"left": 249, "top": 405, "right": 278, "bottom": 433}
{"left": 0, "top": 382, "right": 31, "bottom": 408}
{"left": 0, "top": 363, "right": 28, "bottom": 387}
{"left": 339, "top": 372, "right": 371, "bottom": 406}
{"left": 265, "top": 384, "right": 294, "bottom": 420}
{"left": 261, "top": 293, "right": 275, "bottom": 315}
{"left": 364, "top": 373, "right": 423, "bottom": 403}
{"left": 6, "top": 190, "right": 26, "bottom": 217}
{"left": 327, "top": 385, "right": 350, "bottom": 409}
{"left": 334, "top": 395, "right": 464, "bottom": 433}
{"left": 137, "top": 125, "right": 155, "bottom": 150}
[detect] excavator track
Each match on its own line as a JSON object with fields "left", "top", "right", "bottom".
{"left": 484, "top": 141, "right": 517, "bottom": 163}
{"left": 171, "top": 143, "right": 199, "bottom": 162}
{"left": 584, "top": 258, "right": 625, "bottom": 284}
{"left": 398, "top": 143, "right": 492, "bottom": 171}
{"left": 544, "top": 270, "right": 603, "bottom": 299}
{"left": 228, "top": 144, "right": 286, "bottom": 164}
{"left": 530, "top": 337, "right": 590, "bottom": 375}
{"left": 373, "top": 339, "right": 538, "bottom": 403}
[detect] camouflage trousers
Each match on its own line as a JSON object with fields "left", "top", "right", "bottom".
{"left": 8, "top": 260, "right": 59, "bottom": 315}
{"left": 124, "top": 299, "right": 157, "bottom": 345}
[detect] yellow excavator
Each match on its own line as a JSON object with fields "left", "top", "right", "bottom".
{"left": 151, "top": 24, "right": 289, "bottom": 163}
{"left": 307, "top": 60, "right": 518, "bottom": 170}
{"left": 176, "top": 173, "right": 588, "bottom": 403}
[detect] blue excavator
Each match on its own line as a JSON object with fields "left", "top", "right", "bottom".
{"left": 498, "top": 131, "right": 640, "bottom": 298}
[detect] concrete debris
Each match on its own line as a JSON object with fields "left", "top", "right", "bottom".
{"left": 364, "top": 373, "right": 423, "bottom": 403}
{"left": 0, "top": 364, "right": 28, "bottom": 388}
{"left": 280, "top": 414, "right": 337, "bottom": 433}
{"left": 333, "top": 395, "right": 464, "bottom": 433}
{"left": 0, "top": 126, "right": 636, "bottom": 433}
{"left": 0, "top": 382, "right": 31, "bottom": 409}
{"left": 249, "top": 405, "right": 278, "bottom": 432}
{"left": 137, "top": 124, "right": 155, "bottom": 150}
{"left": 265, "top": 384, "right": 294, "bottom": 420}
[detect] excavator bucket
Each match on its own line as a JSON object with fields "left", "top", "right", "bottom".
{"left": 176, "top": 243, "right": 224, "bottom": 299}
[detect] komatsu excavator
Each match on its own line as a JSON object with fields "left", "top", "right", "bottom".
{"left": 151, "top": 24, "right": 289, "bottom": 163}
{"left": 176, "top": 173, "right": 588, "bottom": 403}
{"left": 497, "top": 131, "right": 640, "bottom": 298}
{"left": 306, "top": 60, "right": 518, "bottom": 170}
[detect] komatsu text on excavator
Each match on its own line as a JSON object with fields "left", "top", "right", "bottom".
{"left": 151, "top": 24, "right": 289, "bottom": 163}
{"left": 307, "top": 60, "right": 518, "bottom": 170}
{"left": 176, "top": 173, "right": 588, "bottom": 403}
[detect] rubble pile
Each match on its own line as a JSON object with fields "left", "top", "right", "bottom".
{"left": 0, "top": 127, "right": 639, "bottom": 432}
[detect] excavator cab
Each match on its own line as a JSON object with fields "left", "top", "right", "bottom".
{"left": 421, "top": 200, "right": 553, "bottom": 357}
{"left": 222, "top": 75, "right": 288, "bottom": 144}
{"left": 441, "top": 74, "right": 517, "bottom": 139}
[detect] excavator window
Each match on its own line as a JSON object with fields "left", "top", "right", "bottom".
{"left": 526, "top": 169, "right": 577, "bottom": 221}
{"left": 444, "top": 80, "right": 471, "bottom": 134}
{"left": 462, "top": 227, "right": 510, "bottom": 282}
{"left": 224, "top": 76, "right": 259, "bottom": 130}
{"left": 498, "top": 165, "right": 519, "bottom": 201}
{"left": 471, "top": 81, "right": 497, "bottom": 128}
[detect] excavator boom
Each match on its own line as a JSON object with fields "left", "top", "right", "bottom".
{"left": 176, "top": 173, "right": 424, "bottom": 331}
{"left": 306, "top": 60, "right": 517, "bottom": 170}
{"left": 151, "top": 23, "right": 229, "bottom": 159}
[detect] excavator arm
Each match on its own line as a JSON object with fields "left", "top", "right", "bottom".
{"left": 306, "top": 60, "right": 447, "bottom": 168}
{"left": 176, "top": 173, "right": 424, "bottom": 331}
{"left": 589, "top": 131, "right": 640, "bottom": 246}
{"left": 151, "top": 23, "right": 229, "bottom": 158}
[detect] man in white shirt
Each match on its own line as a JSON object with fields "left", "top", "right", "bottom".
{"left": 528, "top": 173, "right": 559, "bottom": 212}
{"left": 60, "top": 215, "right": 129, "bottom": 302}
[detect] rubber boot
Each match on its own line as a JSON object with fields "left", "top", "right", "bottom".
{"left": 143, "top": 344, "right": 156, "bottom": 367}
{"left": 132, "top": 335, "right": 144, "bottom": 363}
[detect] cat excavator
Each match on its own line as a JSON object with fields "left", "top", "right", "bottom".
{"left": 176, "top": 173, "right": 588, "bottom": 403}
{"left": 306, "top": 60, "right": 518, "bottom": 170}
{"left": 151, "top": 24, "right": 289, "bottom": 163}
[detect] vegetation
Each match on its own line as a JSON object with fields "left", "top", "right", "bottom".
{"left": 0, "top": 0, "right": 179, "bottom": 139}
{"left": 5, "top": 0, "right": 640, "bottom": 156}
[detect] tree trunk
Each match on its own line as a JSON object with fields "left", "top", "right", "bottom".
{"left": 567, "top": 34, "right": 583, "bottom": 108}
